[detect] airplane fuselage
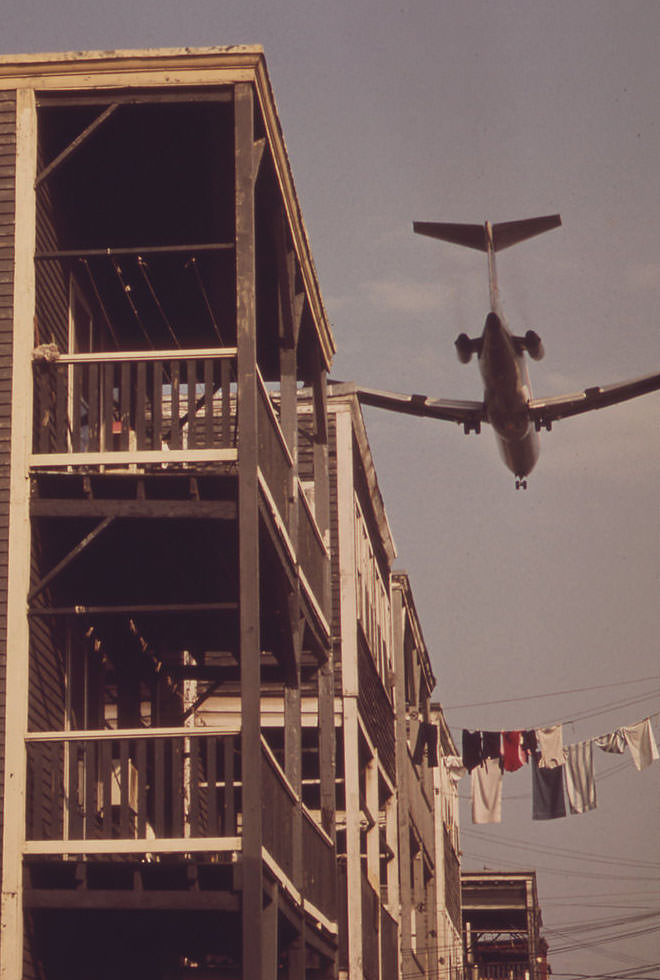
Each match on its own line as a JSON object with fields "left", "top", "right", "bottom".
{"left": 478, "top": 311, "right": 539, "bottom": 479}
{"left": 358, "top": 212, "right": 660, "bottom": 487}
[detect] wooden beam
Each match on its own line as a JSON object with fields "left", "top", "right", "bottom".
{"left": 29, "top": 601, "right": 238, "bottom": 616}
{"left": 391, "top": 583, "right": 413, "bottom": 961}
{"left": 35, "top": 103, "right": 119, "bottom": 186}
{"left": 36, "top": 90, "right": 233, "bottom": 108}
{"left": 235, "top": 80, "right": 263, "bottom": 980}
{"left": 51, "top": 346, "right": 237, "bottom": 363}
{"left": 23, "top": 888, "right": 241, "bottom": 910}
{"left": 284, "top": 588, "right": 304, "bottom": 891}
{"left": 35, "top": 241, "right": 234, "bottom": 260}
{"left": 318, "top": 650, "right": 336, "bottom": 840}
{"left": 28, "top": 515, "right": 114, "bottom": 601}
{"left": 31, "top": 498, "right": 237, "bottom": 519}
{"left": 30, "top": 447, "right": 238, "bottom": 467}
{"left": 0, "top": 87, "right": 37, "bottom": 980}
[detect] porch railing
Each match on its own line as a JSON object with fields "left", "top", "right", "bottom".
{"left": 469, "top": 964, "right": 531, "bottom": 980}
{"left": 297, "top": 481, "right": 328, "bottom": 606}
{"left": 302, "top": 805, "right": 336, "bottom": 919}
{"left": 25, "top": 728, "right": 241, "bottom": 843}
{"left": 24, "top": 727, "right": 337, "bottom": 923}
{"left": 257, "top": 371, "right": 292, "bottom": 525}
{"left": 381, "top": 907, "right": 399, "bottom": 980}
{"left": 362, "top": 868, "right": 381, "bottom": 980}
{"left": 32, "top": 347, "right": 237, "bottom": 464}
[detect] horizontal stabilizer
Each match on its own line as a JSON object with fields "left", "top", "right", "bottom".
{"left": 413, "top": 214, "right": 561, "bottom": 252}
{"left": 492, "top": 214, "right": 562, "bottom": 251}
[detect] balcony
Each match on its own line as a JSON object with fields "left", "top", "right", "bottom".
{"left": 32, "top": 347, "right": 238, "bottom": 469}
{"left": 31, "top": 349, "right": 329, "bottom": 617}
{"left": 25, "top": 727, "right": 336, "bottom": 923}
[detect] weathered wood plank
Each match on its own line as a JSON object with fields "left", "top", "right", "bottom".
{"left": 135, "top": 360, "right": 146, "bottom": 449}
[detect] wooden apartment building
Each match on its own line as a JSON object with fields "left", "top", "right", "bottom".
{"left": 0, "top": 46, "right": 461, "bottom": 980}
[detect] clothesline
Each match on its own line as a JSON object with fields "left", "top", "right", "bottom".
{"left": 441, "top": 710, "right": 659, "bottom": 826}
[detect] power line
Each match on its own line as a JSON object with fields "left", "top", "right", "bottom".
{"left": 462, "top": 828, "right": 660, "bottom": 871}
{"left": 444, "top": 677, "right": 660, "bottom": 710}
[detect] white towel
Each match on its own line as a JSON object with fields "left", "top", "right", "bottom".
{"left": 471, "top": 760, "right": 503, "bottom": 824}
{"left": 622, "top": 718, "right": 659, "bottom": 771}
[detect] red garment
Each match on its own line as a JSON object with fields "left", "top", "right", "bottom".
{"left": 502, "top": 731, "right": 526, "bottom": 772}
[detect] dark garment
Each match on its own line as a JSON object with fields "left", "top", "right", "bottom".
{"left": 522, "top": 729, "right": 538, "bottom": 758}
{"left": 426, "top": 723, "right": 438, "bottom": 768}
{"left": 532, "top": 756, "right": 566, "bottom": 820}
{"left": 462, "top": 730, "right": 482, "bottom": 773}
{"left": 502, "top": 731, "right": 525, "bottom": 772}
{"left": 482, "top": 731, "right": 502, "bottom": 763}
{"left": 412, "top": 722, "right": 439, "bottom": 767}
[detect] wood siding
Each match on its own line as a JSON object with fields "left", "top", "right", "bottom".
{"left": 0, "top": 89, "right": 16, "bottom": 876}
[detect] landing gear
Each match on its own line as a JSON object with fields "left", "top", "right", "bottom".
{"left": 515, "top": 478, "right": 528, "bottom": 490}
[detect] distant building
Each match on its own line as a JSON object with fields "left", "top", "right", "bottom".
{"left": 461, "top": 871, "right": 550, "bottom": 980}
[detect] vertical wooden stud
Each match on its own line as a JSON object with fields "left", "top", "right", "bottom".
{"left": 1, "top": 86, "right": 37, "bottom": 980}
{"left": 235, "top": 80, "right": 263, "bottom": 980}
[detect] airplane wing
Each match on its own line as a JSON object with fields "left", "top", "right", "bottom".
{"left": 528, "top": 371, "right": 660, "bottom": 427}
{"left": 354, "top": 385, "right": 487, "bottom": 431}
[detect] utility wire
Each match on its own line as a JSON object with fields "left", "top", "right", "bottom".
{"left": 444, "top": 676, "right": 660, "bottom": 710}
{"left": 461, "top": 828, "right": 660, "bottom": 870}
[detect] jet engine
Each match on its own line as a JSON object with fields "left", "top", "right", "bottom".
{"left": 455, "top": 333, "right": 473, "bottom": 363}
{"left": 524, "top": 330, "right": 544, "bottom": 361}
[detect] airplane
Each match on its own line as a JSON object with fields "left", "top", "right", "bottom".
{"left": 353, "top": 214, "right": 660, "bottom": 488}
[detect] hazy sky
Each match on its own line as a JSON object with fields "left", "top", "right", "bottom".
{"left": 3, "top": 3, "right": 659, "bottom": 978}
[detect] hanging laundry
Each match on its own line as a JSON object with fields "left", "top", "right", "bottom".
{"left": 564, "top": 740, "right": 597, "bottom": 814}
{"left": 471, "top": 759, "right": 503, "bottom": 824}
{"left": 532, "top": 756, "right": 566, "bottom": 820}
{"left": 482, "top": 731, "right": 502, "bottom": 763}
{"left": 502, "top": 731, "right": 526, "bottom": 772}
{"left": 444, "top": 756, "right": 467, "bottom": 785}
{"left": 413, "top": 722, "right": 439, "bottom": 767}
{"left": 462, "top": 730, "right": 482, "bottom": 773}
{"left": 595, "top": 730, "right": 626, "bottom": 754}
{"left": 426, "top": 723, "right": 439, "bottom": 768}
{"left": 522, "top": 730, "right": 538, "bottom": 757}
{"left": 622, "top": 718, "right": 659, "bottom": 771}
{"left": 536, "top": 724, "right": 564, "bottom": 769}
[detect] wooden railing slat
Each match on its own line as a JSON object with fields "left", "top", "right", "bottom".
{"left": 187, "top": 359, "right": 197, "bottom": 449}
{"left": 88, "top": 362, "right": 99, "bottom": 451}
{"left": 135, "top": 360, "right": 146, "bottom": 449}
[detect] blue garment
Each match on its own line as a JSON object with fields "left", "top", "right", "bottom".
{"left": 532, "top": 755, "right": 566, "bottom": 820}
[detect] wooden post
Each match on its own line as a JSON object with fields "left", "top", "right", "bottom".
{"left": 284, "top": 593, "right": 303, "bottom": 888}
{"left": 366, "top": 752, "right": 380, "bottom": 893}
{"left": 335, "top": 404, "right": 363, "bottom": 978}
{"left": 318, "top": 650, "right": 336, "bottom": 840}
{"left": 279, "top": 270, "right": 304, "bottom": 887}
{"left": 235, "top": 81, "right": 263, "bottom": 980}
{"left": 0, "top": 86, "right": 37, "bottom": 980}
{"left": 391, "top": 582, "right": 413, "bottom": 974}
{"left": 312, "top": 355, "right": 335, "bottom": 840}
{"left": 262, "top": 884, "right": 280, "bottom": 980}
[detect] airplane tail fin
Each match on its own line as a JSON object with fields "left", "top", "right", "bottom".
{"left": 413, "top": 214, "right": 561, "bottom": 252}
